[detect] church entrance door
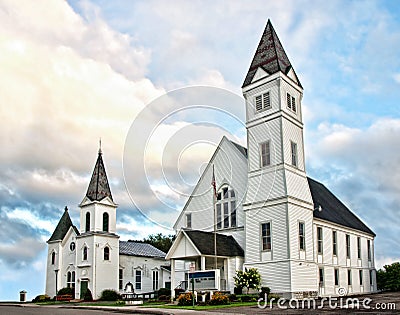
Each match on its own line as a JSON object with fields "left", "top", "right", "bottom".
{"left": 80, "top": 280, "right": 88, "bottom": 299}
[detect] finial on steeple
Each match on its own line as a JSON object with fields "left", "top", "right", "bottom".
{"left": 99, "top": 138, "right": 102, "bottom": 155}
{"left": 64, "top": 206, "right": 68, "bottom": 212}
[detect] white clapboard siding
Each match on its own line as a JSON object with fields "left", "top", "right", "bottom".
{"left": 280, "top": 77, "right": 303, "bottom": 121}
{"left": 285, "top": 171, "right": 313, "bottom": 204}
{"left": 281, "top": 117, "right": 305, "bottom": 171}
{"left": 290, "top": 261, "right": 317, "bottom": 292}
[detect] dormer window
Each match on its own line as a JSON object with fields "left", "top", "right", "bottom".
{"left": 286, "top": 93, "right": 296, "bottom": 113}
{"left": 255, "top": 92, "right": 271, "bottom": 112}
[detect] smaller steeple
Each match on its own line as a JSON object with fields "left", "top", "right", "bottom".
{"left": 85, "top": 144, "right": 113, "bottom": 202}
{"left": 48, "top": 207, "right": 79, "bottom": 242}
{"left": 242, "top": 19, "right": 301, "bottom": 88}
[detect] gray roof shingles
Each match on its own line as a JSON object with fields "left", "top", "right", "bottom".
{"left": 86, "top": 150, "right": 113, "bottom": 202}
{"left": 308, "top": 177, "right": 375, "bottom": 236}
{"left": 119, "top": 241, "right": 166, "bottom": 258}
{"left": 48, "top": 207, "right": 79, "bottom": 242}
{"left": 184, "top": 230, "right": 244, "bottom": 257}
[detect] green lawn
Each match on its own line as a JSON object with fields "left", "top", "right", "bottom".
{"left": 143, "top": 301, "right": 259, "bottom": 310}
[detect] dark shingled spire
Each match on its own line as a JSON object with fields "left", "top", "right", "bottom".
{"left": 242, "top": 19, "right": 301, "bottom": 88}
{"left": 85, "top": 147, "right": 113, "bottom": 202}
{"left": 48, "top": 207, "right": 79, "bottom": 242}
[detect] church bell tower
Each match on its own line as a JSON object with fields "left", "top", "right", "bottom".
{"left": 242, "top": 20, "right": 317, "bottom": 297}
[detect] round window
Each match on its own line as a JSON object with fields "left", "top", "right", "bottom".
{"left": 70, "top": 242, "right": 76, "bottom": 251}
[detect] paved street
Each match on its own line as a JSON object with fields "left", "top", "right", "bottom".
{"left": 0, "top": 292, "right": 398, "bottom": 315}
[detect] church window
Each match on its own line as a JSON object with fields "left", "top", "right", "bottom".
{"left": 346, "top": 234, "right": 351, "bottom": 259}
{"left": 215, "top": 185, "right": 237, "bottom": 229}
{"left": 261, "top": 222, "right": 271, "bottom": 251}
{"left": 317, "top": 227, "right": 323, "bottom": 254}
{"left": 186, "top": 213, "right": 192, "bottom": 228}
{"left": 104, "top": 246, "right": 110, "bottom": 261}
{"left": 298, "top": 221, "right": 305, "bottom": 250}
{"left": 119, "top": 269, "right": 123, "bottom": 290}
{"left": 367, "top": 240, "right": 371, "bottom": 261}
{"left": 359, "top": 270, "right": 363, "bottom": 286}
{"left": 103, "top": 212, "right": 109, "bottom": 232}
{"left": 348, "top": 269, "right": 352, "bottom": 285}
{"left": 260, "top": 141, "right": 271, "bottom": 167}
{"left": 51, "top": 252, "right": 56, "bottom": 265}
{"left": 332, "top": 231, "right": 337, "bottom": 256}
{"left": 83, "top": 246, "right": 88, "bottom": 261}
{"left": 291, "top": 141, "right": 298, "bottom": 167}
{"left": 334, "top": 268, "right": 339, "bottom": 286}
{"left": 67, "top": 271, "right": 75, "bottom": 290}
{"left": 357, "top": 237, "right": 361, "bottom": 259}
{"left": 152, "top": 270, "right": 159, "bottom": 291}
{"left": 231, "top": 200, "right": 236, "bottom": 227}
{"left": 85, "top": 212, "right": 90, "bottom": 232}
{"left": 255, "top": 92, "right": 270, "bottom": 112}
{"left": 319, "top": 268, "right": 324, "bottom": 286}
{"left": 70, "top": 242, "right": 75, "bottom": 251}
{"left": 287, "top": 93, "right": 296, "bottom": 112}
{"left": 135, "top": 270, "right": 142, "bottom": 290}
{"left": 369, "top": 270, "right": 373, "bottom": 285}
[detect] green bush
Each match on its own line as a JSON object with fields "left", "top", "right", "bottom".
{"left": 158, "top": 294, "right": 170, "bottom": 301}
{"left": 57, "top": 287, "right": 73, "bottom": 295}
{"left": 32, "top": 294, "right": 51, "bottom": 303}
{"left": 84, "top": 288, "right": 93, "bottom": 301}
{"left": 177, "top": 292, "right": 195, "bottom": 306}
{"left": 237, "top": 294, "right": 257, "bottom": 302}
{"left": 158, "top": 288, "right": 170, "bottom": 296}
{"left": 228, "top": 294, "right": 237, "bottom": 302}
{"left": 100, "top": 289, "right": 121, "bottom": 301}
{"left": 209, "top": 292, "right": 230, "bottom": 305}
{"left": 259, "top": 286, "right": 270, "bottom": 299}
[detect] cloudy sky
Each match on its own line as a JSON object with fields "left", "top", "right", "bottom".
{"left": 1, "top": 0, "right": 400, "bottom": 301}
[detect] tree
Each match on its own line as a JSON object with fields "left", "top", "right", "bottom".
{"left": 377, "top": 262, "right": 400, "bottom": 291}
{"left": 143, "top": 233, "right": 176, "bottom": 253}
{"left": 233, "top": 268, "right": 261, "bottom": 294}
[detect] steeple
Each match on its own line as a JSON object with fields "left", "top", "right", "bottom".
{"left": 242, "top": 19, "right": 301, "bottom": 88}
{"left": 48, "top": 206, "right": 79, "bottom": 242}
{"left": 85, "top": 146, "right": 113, "bottom": 202}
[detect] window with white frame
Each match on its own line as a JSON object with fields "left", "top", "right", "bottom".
{"left": 186, "top": 213, "right": 192, "bottom": 229}
{"left": 334, "top": 268, "right": 339, "bottom": 286}
{"left": 367, "top": 240, "right": 372, "bottom": 261}
{"left": 119, "top": 269, "right": 123, "bottom": 290}
{"left": 298, "top": 222, "right": 305, "bottom": 251}
{"left": 317, "top": 227, "right": 323, "bottom": 254}
{"left": 255, "top": 92, "right": 271, "bottom": 112}
{"left": 348, "top": 269, "right": 352, "bottom": 285}
{"left": 104, "top": 246, "right": 110, "bottom": 261}
{"left": 369, "top": 270, "right": 373, "bottom": 285}
{"left": 357, "top": 237, "right": 361, "bottom": 259}
{"left": 260, "top": 141, "right": 271, "bottom": 167}
{"left": 152, "top": 270, "right": 159, "bottom": 291}
{"left": 51, "top": 252, "right": 56, "bottom": 265}
{"left": 332, "top": 230, "right": 337, "bottom": 256}
{"left": 291, "top": 141, "right": 298, "bottom": 167}
{"left": 85, "top": 212, "right": 90, "bottom": 232}
{"left": 103, "top": 212, "right": 109, "bottom": 232}
{"left": 319, "top": 268, "right": 324, "bottom": 286}
{"left": 67, "top": 271, "right": 75, "bottom": 290}
{"left": 359, "top": 270, "right": 363, "bottom": 286}
{"left": 216, "top": 186, "right": 237, "bottom": 229}
{"left": 135, "top": 270, "right": 142, "bottom": 290}
{"left": 261, "top": 222, "right": 271, "bottom": 251}
{"left": 286, "top": 92, "right": 296, "bottom": 112}
{"left": 83, "top": 246, "right": 88, "bottom": 261}
{"left": 346, "top": 234, "right": 351, "bottom": 259}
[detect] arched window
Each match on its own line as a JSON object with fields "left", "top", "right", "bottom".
{"left": 103, "top": 212, "right": 109, "bottom": 232}
{"left": 67, "top": 271, "right": 76, "bottom": 290}
{"left": 104, "top": 246, "right": 110, "bottom": 261}
{"left": 51, "top": 251, "right": 56, "bottom": 265}
{"left": 67, "top": 272, "right": 71, "bottom": 288}
{"left": 85, "top": 212, "right": 90, "bottom": 232}
{"left": 216, "top": 185, "right": 237, "bottom": 229}
{"left": 83, "top": 246, "right": 88, "bottom": 261}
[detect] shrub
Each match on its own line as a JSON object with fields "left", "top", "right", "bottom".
{"left": 158, "top": 294, "right": 171, "bottom": 301}
{"left": 209, "top": 292, "right": 229, "bottom": 305}
{"left": 233, "top": 268, "right": 261, "bottom": 294}
{"left": 100, "top": 289, "right": 121, "bottom": 301}
{"left": 237, "top": 294, "right": 257, "bottom": 302}
{"left": 84, "top": 288, "right": 93, "bottom": 301}
{"left": 228, "top": 294, "right": 237, "bottom": 302}
{"left": 158, "top": 288, "right": 170, "bottom": 297}
{"left": 32, "top": 294, "right": 51, "bottom": 303}
{"left": 177, "top": 292, "right": 195, "bottom": 306}
{"left": 57, "top": 287, "right": 73, "bottom": 295}
{"left": 234, "top": 287, "right": 242, "bottom": 295}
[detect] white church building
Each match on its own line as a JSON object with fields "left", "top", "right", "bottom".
{"left": 45, "top": 148, "right": 171, "bottom": 300}
{"left": 167, "top": 20, "right": 377, "bottom": 299}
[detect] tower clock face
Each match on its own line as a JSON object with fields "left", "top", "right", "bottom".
{"left": 70, "top": 242, "right": 76, "bottom": 251}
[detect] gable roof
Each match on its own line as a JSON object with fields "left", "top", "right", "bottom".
{"left": 86, "top": 149, "right": 113, "bottom": 202}
{"left": 229, "top": 140, "right": 247, "bottom": 158}
{"left": 119, "top": 241, "right": 166, "bottom": 258}
{"left": 48, "top": 207, "right": 79, "bottom": 242}
{"left": 184, "top": 230, "right": 244, "bottom": 257}
{"left": 242, "top": 19, "right": 302, "bottom": 88}
{"left": 308, "top": 177, "right": 375, "bottom": 236}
